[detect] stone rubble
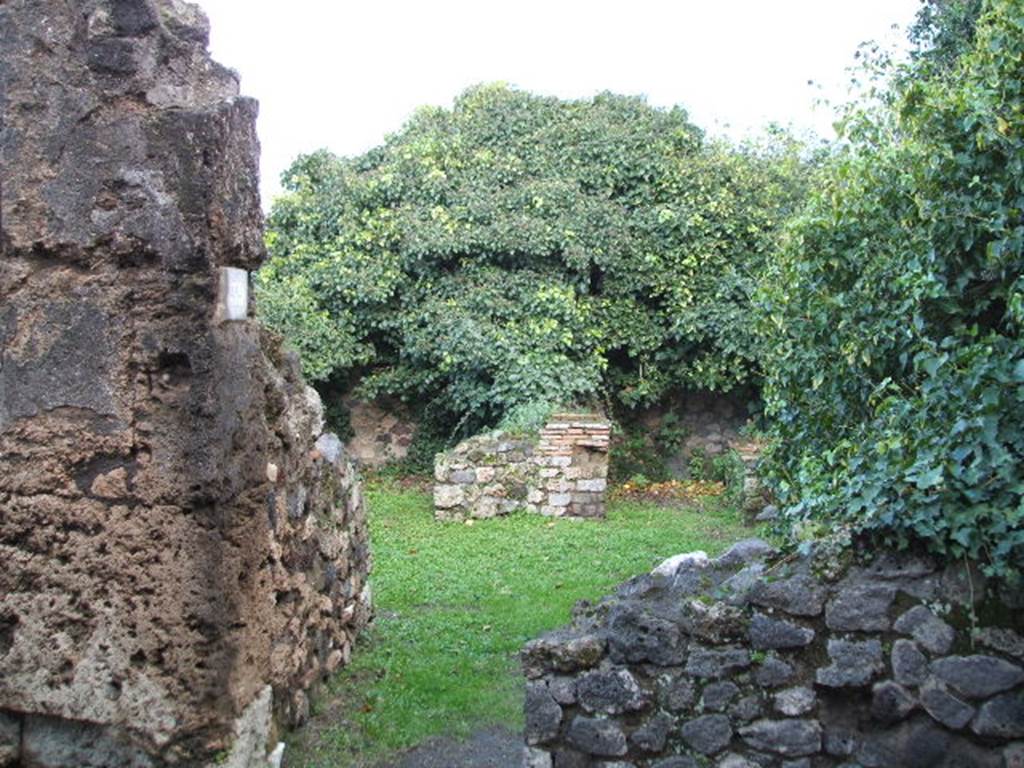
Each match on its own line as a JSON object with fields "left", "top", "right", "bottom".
{"left": 522, "top": 542, "right": 1024, "bottom": 767}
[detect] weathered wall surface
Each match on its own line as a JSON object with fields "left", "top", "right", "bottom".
{"left": 342, "top": 396, "right": 417, "bottom": 469}
{"left": 627, "top": 389, "right": 757, "bottom": 477}
{"left": 0, "top": 2, "right": 370, "bottom": 765}
{"left": 522, "top": 544, "right": 1024, "bottom": 767}
{"left": 434, "top": 414, "right": 610, "bottom": 520}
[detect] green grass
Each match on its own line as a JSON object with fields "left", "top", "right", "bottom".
{"left": 286, "top": 484, "right": 753, "bottom": 767}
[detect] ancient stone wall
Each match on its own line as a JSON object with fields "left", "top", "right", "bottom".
{"left": 522, "top": 544, "right": 1024, "bottom": 767}
{"left": 434, "top": 414, "right": 610, "bottom": 520}
{"left": 342, "top": 387, "right": 751, "bottom": 473}
{"left": 631, "top": 389, "right": 757, "bottom": 475}
{"left": 342, "top": 396, "right": 418, "bottom": 469}
{"left": 0, "top": 2, "right": 370, "bottom": 766}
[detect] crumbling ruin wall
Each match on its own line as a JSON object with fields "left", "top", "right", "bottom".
{"left": 342, "top": 396, "right": 418, "bottom": 469}
{"left": 522, "top": 544, "right": 1024, "bottom": 767}
{"left": 434, "top": 414, "right": 610, "bottom": 520}
{"left": 0, "top": 2, "right": 370, "bottom": 766}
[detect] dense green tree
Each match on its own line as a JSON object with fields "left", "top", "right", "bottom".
{"left": 759, "top": 0, "right": 1024, "bottom": 579}
{"left": 259, "top": 87, "right": 809, "bottom": 434}
{"left": 909, "top": 0, "right": 986, "bottom": 70}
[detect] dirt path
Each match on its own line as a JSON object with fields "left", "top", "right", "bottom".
{"left": 384, "top": 726, "right": 522, "bottom": 768}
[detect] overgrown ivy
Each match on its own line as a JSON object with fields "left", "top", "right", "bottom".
{"left": 759, "top": 0, "right": 1024, "bottom": 581}
{"left": 258, "top": 87, "right": 811, "bottom": 435}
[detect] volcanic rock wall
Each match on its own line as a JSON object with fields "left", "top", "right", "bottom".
{"left": 0, "top": 2, "right": 371, "bottom": 766}
{"left": 522, "top": 544, "right": 1024, "bottom": 767}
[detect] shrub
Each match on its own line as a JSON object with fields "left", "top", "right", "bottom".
{"left": 608, "top": 431, "right": 671, "bottom": 486}
{"left": 688, "top": 448, "right": 747, "bottom": 504}
{"left": 759, "top": 0, "right": 1024, "bottom": 580}
{"left": 259, "top": 87, "right": 811, "bottom": 434}
{"left": 497, "top": 401, "right": 558, "bottom": 437}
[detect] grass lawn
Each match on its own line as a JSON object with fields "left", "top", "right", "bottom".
{"left": 286, "top": 483, "right": 755, "bottom": 767}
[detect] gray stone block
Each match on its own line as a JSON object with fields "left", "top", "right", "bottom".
{"left": 823, "top": 726, "right": 859, "bottom": 757}
{"left": 629, "top": 712, "right": 673, "bottom": 752}
{"left": 661, "top": 675, "right": 696, "bottom": 711}
{"left": 651, "top": 758, "right": 699, "bottom": 768}
{"left": 315, "top": 432, "right": 344, "bottom": 464}
{"left": 0, "top": 712, "right": 21, "bottom": 766}
{"left": 893, "top": 605, "right": 955, "bottom": 655}
{"left": 892, "top": 639, "right": 929, "bottom": 686}
{"left": 715, "top": 756, "right": 757, "bottom": 768}
{"left": 971, "top": 691, "right": 1024, "bottom": 739}
{"left": 712, "top": 538, "right": 776, "bottom": 570}
{"left": 565, "top": 716, "right": 627, "bottom": 757}
{"left": 731, "top": 693, "right": 764, "bottom": 722}
{"left": 738, "top": 718, "right": 822, "bottom": 757}
{"left": 749, "top": 574, "right": 827, "bottom": 617}
{"left": 607, "top": 605, "right": 686, "bottom": 666}
{"left": 871, "top": 680, "right": 917, "bottom": 724}
{"left": 21, "top": 715, "right": 154, "bottom": 768}
{"left": 920, "top": 680, "right": 975, "bottom": 730}
{"left": 976, "top": 627, "right": 1024, "bottom": 660}
{"left": 773, "top": 687, "right": 816, "bottom": 716}
{"left": 434, "top": 484, "right": 465, "bottom": 509}
{"left": 930, "top": 655, "right": 1024, "bottom": 699}
{"left": 450, "top": 469, "right": 477, "bottom": 484}
{"left": 548, "top": 676, "right": 577, "bottom": 705}
{"left": 685, "top": 646, "right": 751, "bottom": 679}
{"left": 816, "top": 639, "right": 884, "bottom": 688}
{"left": 681, "top": 713, "right": 733, "bottom": 755}
{"left": 748, "top": 613, "right": 815, "bottom": 649}
{"left": 524, "top": 746, "right": 553, "bottom": 768}
{"left": 702, "top": 681, "right": 740, "bottom": 711}
{"left": 525, "top": 683, "right": 563, "bottom": 745}
{"left": 577, "top": 668, "right": 650, "bottom": 715}
{"left": 825, "top": 583, "right": 895, "bottom": 632}
{"left": 754, "top": 656, "right": 795, "bottom": 688}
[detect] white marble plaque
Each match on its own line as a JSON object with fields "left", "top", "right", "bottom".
{"left": 218, "top": 267, "right": 249, "bottom": 321}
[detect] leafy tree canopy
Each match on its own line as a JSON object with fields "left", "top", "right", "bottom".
{"left": 258, "top": 85, "right": 810, "bottom": 434}
{"left": 759, "top": 0, "right": 1024, "bottom": 580}
{"left": 909, "top": 0, "right": 986, "bottom": 70}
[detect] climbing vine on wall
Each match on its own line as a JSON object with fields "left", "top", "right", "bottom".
{"left": 759, "top": 0, "right": 1024, "bottom": 580}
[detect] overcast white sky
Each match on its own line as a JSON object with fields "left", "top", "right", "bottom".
{"left": 196, "top": 1, "right": 921, "bottom": 208}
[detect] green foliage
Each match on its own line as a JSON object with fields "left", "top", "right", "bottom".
{"left": 254, "top": 268, "right": 371, "bottom": 383}
{"left": 608, "top": 430, "right": 671, "bottom": 485}
{"left": 909, "top": 0, "right": 986, "bottom": 70}
{"left": 688, "top": 448, "right": 747, "bottom": 503}
{"left": 654, "top": 411, "right": 690, "bottom": 456}
{"left": 497, "top": 400, "right": 557, "bottom": 436}
{"left": 260, "top": 86, "right": 811, "bottom": 434}
{"left": 759, "top": 0, "right": 1024, "bottom": 580}
{"left": 285, "top": 484, "right": 749, "bottom": 766}
{"left": 608, "top": 411, "right": 702, "bottom": 486}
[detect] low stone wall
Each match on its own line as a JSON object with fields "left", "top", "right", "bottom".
{"left": 433, "top": 414, "right": 610, "bottom": 520}
{"left": 522, "top": 544, "right": 1024, "bottom": 767}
